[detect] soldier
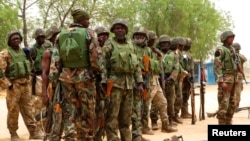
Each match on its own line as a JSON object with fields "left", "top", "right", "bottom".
{"left": 101, "top": 18, "right": 144, "bottom": 141}
{"left": 50, "top": 9, "right": 101, "bottom": 140}
{"left": 146, "top": 31, "right": 178, "bottom": 134}
{"left": 181, "top": 38, "right": 193, "bottom": 118}
{"left": 232, "top": 42, "right": 247, "bottom": 110}
{"left": 150, "top": 34, "right": 171, "bottom": 129}
{"left": 30, "top": 28, "right": 53, "bottom": 131}
{"left": 42, "top": 25, "right": 62, "bottom": 141}
{"left": 131, "top": 27, "right": 152, "bottom": 141}
{"left": 94, "top": 26, "right": 109, "bottom": 141}
{"left": 162, "top": 37, "right": 183, "bottom": 126}
{"left": 173, "top": 37, "right": 187, "bottom": 124}
{"left": 213, "top": 31, "right": 237, "bottom": 125}
{"left": 0, "top": 30, "right": 43, "bottom": 141}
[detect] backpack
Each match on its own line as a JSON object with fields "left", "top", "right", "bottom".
{"left": 58, "top": 27, "right": 89, "bottom": 68}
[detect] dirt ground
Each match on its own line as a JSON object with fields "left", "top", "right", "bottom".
{"left": 0, "top": 85, "right": 250, "bottom": 141}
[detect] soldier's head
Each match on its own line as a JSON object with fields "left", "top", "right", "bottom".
{"left": 132, "top": 27, "right": 148, "bottom": 47}
{"left": 95, "top": 26, "right": 109, "bottom": 46}
{"left": 169, "top": 37, "right": 179, "bottom": 51}
{"left": 33, "top": 28, "right": 46, "bottom": 45}
{"left": 232, "top": 42, "right": 241, "bottom": 53}
{"left": 220, "top": 31, "right": 235, "bottom": 45}
{"left": 177, "top": 37, "right": 186, "bottom": 51}
{"left": 183, "top": 37, "right": 192, "bottom": 51}
{"left": 110, "top": 18, "right": 128, "bottom": 40}
{"left": 147, "top": 30, "right": 157, "bottom": 48}
{"left": 45, "top": 25, "right": 60, "bottom": 44}
{"left": 71, "top": 9, "right": 90, "bottom": 28}
{"left": 158, "top": 34, "right": 171, "bottom": 53}
{"left": 7, "top": 30, "right": 23, "bottom": 49}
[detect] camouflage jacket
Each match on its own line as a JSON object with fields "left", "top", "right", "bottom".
{"left": 214, "top": 45, "right": 236, "bottom": 83}
{"left": 101, "top": 38, "right": 143, "bottom": 89}
{"left": 0, "top": 48, "right": 30, "bottom": 90}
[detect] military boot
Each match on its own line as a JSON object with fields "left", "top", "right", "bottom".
{"left": 10, "top": 132, "right": 20, "bottom": 141}
{"left": 225, "top": 117, "right": 233, "bottom": 125}
{"left": 27, "top": 125, "right": 44, "bottom": 139}
{"left": 161, "top": 120, "right": 178, "bottom": 133}
{"left": 151, "top": 120, "right": 158, "bottom": 130}
{"left": 218, "top": 119, "right": 226, "bottom": 125}
{"left": 142, "top": 126, "right": 154, "bottom": 135}
{"left": 173, "top": 116, "right": 183, "bottom": 124}
{"left": 169, "top": 118, "right": 178, "bottom": 126}
{"left": 181, "top": 104, "right": 192, "bottom": 118}
{"left": 132, "top": 135, "right": 150, "bottom": 141}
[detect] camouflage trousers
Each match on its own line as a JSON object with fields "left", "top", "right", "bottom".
{"left": 105, "top": 87, "right": 133, "bottom": 141}
{"left": 149, "top": 83, "right": 169, "bottom": 122}
{"left": 165, "top": 83, "right": 176, "bottom": 119}
{"left": 234, "top": 77, "right": 243, "bottom": 110}
{"left": 182, "top": 79, "right": 191, "bottom": 111}
{"left": 217, "top": 82, "right": 236, "bottom": 124}
{"left": 94, "top": 95, "right": 105, "bottom": 141}
{"left": 132, "top": 88, "right": 143, "bottom": 139}
{"left": 6, "top": 81, "right": 38, "bottom": 134}
{"left": 60, "top": 80, "right": 96, "bottom": 141}
{"left": 174, "top": 80, "right": 183, "bottom": 117}
{"left": 31, "top": 76, "right": 46, "bottom": 131}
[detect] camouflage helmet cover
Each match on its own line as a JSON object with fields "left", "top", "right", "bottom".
{"left": 95, "top": 26, "right": 109, "bottom": 36}
{"left": 32, "top": 28, "right": 46, "bottom": 39}
{"left": 45, "top": 25, "right": 60, "bottom": 40}
{"left": 178, "top": 37, "right": 186, "bottom": 46}
{"left": 232, "top": 42, "right": 241, "bottom": 50}
{"left": 7, "top": 30, "right": 23, "bottom": 46}
{"left": 170, "top": 37, "right": 179, "bottom": 46}
{"left": 132, "top": 27, "right": 148, "bottom": 39}
{"left": 148, "top": 30, "right": 157, "bottom": 40}
{"left": 185, "top": 37, "right": 192, "bottom": 46}
{"left": 220, "top": 31, "right": 235, "bottom": 42}
{"left": 110, "top": 18, "right": 128, "bottom": 34}
{"left": 159, "top": 34, "right": 171, "bottom": 42}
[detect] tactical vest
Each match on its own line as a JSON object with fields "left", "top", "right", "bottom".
{"left": 134, "top": 45, "right": 151, "bottom": 72}
{"left": 163, "top": 51, "right": 175, "bottom": 74}
{"left": 150, "top": 52, "right": 161, "bottom": 74}
{"left": 6, "top": 48, "right": 31, "bottom": 80}
{"left": 59, "top": 27, "right": 89, "bottom": 68}
{"left": 110, "top": 39, "right": 138, "bottom": 73}
{"left": 219, "top": 46, "right": 235, "bottom": 73}
{"left": 32, "top": 43, "right": 45, "bottom": 73}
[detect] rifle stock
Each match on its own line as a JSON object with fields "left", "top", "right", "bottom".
{"left": 199, "top": 59, "right": 205, "bottom": 120}
{"left": 190, "top": 59, "right": 196, "bottom": 124}
{"left": 160, "top": 60, "right": 166, "bottom": 96}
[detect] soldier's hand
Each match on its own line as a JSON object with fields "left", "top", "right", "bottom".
{"left": 43, "top": 94, "right": 49, "bottom": 107}
{"left": 166, "top": 78, "right": 174, "bottom": 85}
{"left": 138, "top": 82, "right": 144, "bottom": 95}
{"left": 219, "top": 82, "right": 229, "bottom": 91}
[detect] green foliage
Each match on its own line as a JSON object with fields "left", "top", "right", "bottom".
{"left": 0, "top": 2, "right": 21, "bottom": 50}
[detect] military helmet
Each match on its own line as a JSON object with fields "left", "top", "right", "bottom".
{"left": 132, "top": 27, "right": 148, "bottom": 39}
{"left": 32, "top": 28, "right": 46, "bottom": 39}
{"left": 7, "top": 30, "right": 23, "bottom": 46}
{"left": 178, "top": 37, "right": 186, "bottom": 46}
{"left": 110, "top": 18, "right": 128, "bottom": 34}
{"left": 95, "top": 26, "right": 109, "bottom": 36}
{"left": 170, "top": 37, "right": 179, "bottom": 46}
{"left": 232, "top": 42, "right": 241, "bottom": 50}
{"left": 148, "top": 30, "right": 157, "bottom": 40}
{"left": 159, "top": 34, "right": 171, "bottom": 43}
{"left": 45, "top": 25, "right": 60, "bottom": 40}
{"left": 185, "top": 37, "right": 192, "bottom": 46}
{"left": 220, "top": 31, "right": 235, "bottom": 43}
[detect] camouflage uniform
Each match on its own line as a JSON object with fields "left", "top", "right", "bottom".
{"left": 131, "top": 27, "right": 153, "bottom": 139}
{"left": 101, "top": 19, "right": 143, "bottom": 141}
{"left": 94, "top": 26, "right": 109, "bottom": 141}
{"left": 0, "top": 30, "right": 43, "bottom": 141}
{"left": 232, "top": 42, "right": 247, "bottom": 110}
{"left": 149, "top": 34, "right": 171, "bottom": 129}
{"left": 214, "top": 31, "right": 237, "bottom": 125}
{"left": 181, "top": 38, "right": 194, "bottom": 118}
{"left": 30, "top": 28, "right": 53, "bottom": 131}
{"left": 163, "top": 37, "right": 181, "bottom": 125}
{"left": 173, "top": 37, "right": 187, "bottom": 124}
{"left": 50, "top": 9, "right": 101, "bottom": 140}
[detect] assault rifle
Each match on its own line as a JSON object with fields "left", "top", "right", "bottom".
{"left": 207, "top": 106, "right": 250, "bottom": 119}
{"left": 199, "top": 59, "right": 205, "bottom": 120}
{"left": 161, "top": 59, "right": 166, "bottom": 96}
{"left": 190, "top": 58, "right": 196, "bottom": 124}
{"left": 163, "top": 135, "right": 183, "bottom": 141}
{"left": 234, "top": 54, "right": 248, "bottom": 84}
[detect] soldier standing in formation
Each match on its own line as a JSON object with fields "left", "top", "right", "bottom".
{"left": 0, "top": 31, "right": 43, "bottom": 141}
{"left": 213, "top": 31, "right": 237, "bottom": 125}
{"left": 101, "top": 18, "right": 144, "bottom": 141}
{"left": 231, "top": 42, "right": 247, "bottom": 110}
